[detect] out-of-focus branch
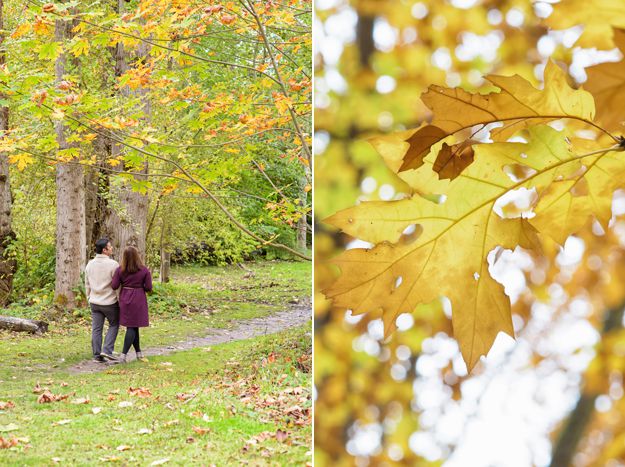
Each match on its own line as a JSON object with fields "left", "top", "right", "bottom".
{"left": 549, "top": 301, "right": 625, "bottom": 467}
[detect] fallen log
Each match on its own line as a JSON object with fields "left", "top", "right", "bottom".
{"left": 0, "top": 315, "right": 48, "bottom": 334}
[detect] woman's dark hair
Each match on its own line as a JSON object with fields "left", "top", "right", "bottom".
{"left": 120, "top": 246, "right": 144, "bottom": 274}
{"left": 95, "top": 238, "right": 110, "bottom": 254}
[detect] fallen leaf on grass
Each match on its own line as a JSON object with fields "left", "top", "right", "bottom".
{"left": 99, "top": 456, "right": 121, "bottom": 462}
{"left": 176, "top": 392, "right": 196, "bottom": 402}
{"left": 92, "top": 407, "right": 102, "bottom": 414}
{"left": 60, "top": 382, "right": 68, "bottom": 387}
{"left": 71, "top": 397, "right": 90, "bottom": 404}
{"left": 51, "top": 457, "right": 62, "bottom": 463}
{"left": 159, "top": 362, "right": 172, "bottom": 367}
{"left": 163, "top": 419, "right": 179, "bottom": 427}
{"left": 0, "top": 401, "right": 14, "bottom": 410}
{"left": 192, "top": 426, "right": 211, "bottom": 435}
{"left": 0, "top": 436, "right": 18, "bottom": 449}
{"left": 118, "top": 401, "right": 133, "bottom": 408}
{"left": 52, "top": 419, "right": 71, "bottom": 426}
{"left": 37, "top": 390, "right": 72, "bottom": 404}
{"left": 32, "top": 383, "right": 44, "bottom": 394}
{"left": 186, "top": 437, "right": 195, "bottom": 443}
{"left": 116, "top": 445, "right": 131, "bottom": 451}
{"left": 150, "top": 459, "right": 170, "bottom": 466}
{"left": 107, "top": 395, "right": 116, "bottom": 402}
{"left": 137, "top": 428, "right": 153, "bottom": 435}
{"left": 128, "top": 387, "right": 152, "bottom": 398}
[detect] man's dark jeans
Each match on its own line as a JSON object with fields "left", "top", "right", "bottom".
{"left": 90, "top": 302, "right": 119, "bottom": 356}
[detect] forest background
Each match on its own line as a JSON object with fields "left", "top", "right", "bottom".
{"left": 0, "top": 0, "right": 311, "bottom": 309}
{"left": 314, "top": 0, "right": 625, "bottom": 466}
{"left": 0, "top": 0, "right": 312, "bottom": 464}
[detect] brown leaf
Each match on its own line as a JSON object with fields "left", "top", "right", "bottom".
{"left": 192, "top": 426, "right": 211, "bottom": 435}
{"left": 433, "top": 141, "right": 476, "bottom": 180}
{"left": 71, "top": 397, "right": 90, "bottom": 405}
{"left": 276, "top": 429, "right": 288, "bottom": 443}
{"left": 37, "top": 390, "right": 71, "bottom": 404}
{"left": 128, "top": 387, "right": 152, "bottom": 398}
{"left": 401, "top": 125, "right": 447, "bottom": 171}
{"left": 176, "top": 392, "right": 195, "bottom": 402}
{"left": 0, "top": 401, "right": 15, "bottom": 410}
{"left": 0, "top": 436, "right": 18, "bottom": 449}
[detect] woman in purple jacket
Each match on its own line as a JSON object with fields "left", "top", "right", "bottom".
{"left": 112, "top": 246, "right": 153, "bottom": 363}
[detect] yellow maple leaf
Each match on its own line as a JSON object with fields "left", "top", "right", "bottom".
{"left": 547, "top": 0, "right": 625, "bottom": 49}
{"left": 325, "top": 126, "right": 625, "bottom": 371}
{"left": 9, "top": 153, "right": 34, "bottom": 171}
{"left": 273, "top": 94, "right": 293, "bottom": 116}
{"left": 585, "top": 28, "right": 625, "bottom": 131}
{"left": 11, "top": 23, "right": 31, "bottom": 39}
{"left": 401, "top": 61, "right": 596, "bottom": 172}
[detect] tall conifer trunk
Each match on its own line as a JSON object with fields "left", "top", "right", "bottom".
{"left": 54, "top": 9, "right": 85, "bottom": 308}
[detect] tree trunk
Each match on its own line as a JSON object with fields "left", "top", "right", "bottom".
{"left": 0, "top": 315, "right": 48, "bottom": 334}
{"left": 102, "top": 0, "right": 150, "bottom": 260}
{"left": 550, "top": 303, "right": 625, "bottom": 467}
{"left": 159, "top": 218, "right": 170, "bottom": 283}
{"left": 54, "top": 11, "right": 85, "bottom": 308}
{"left": 296, "top": 175, "right": 308, "bottom": 251}
{"left": 0, "top": 0, "right": 15, "bottom": 305}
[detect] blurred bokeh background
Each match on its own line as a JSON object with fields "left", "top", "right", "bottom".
{"left": 314, "top": 0, "right": 625, "bottom": 465}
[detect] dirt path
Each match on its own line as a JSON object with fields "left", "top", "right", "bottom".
{"left": 69, "top": 297, "right": 311, "bottom": 374}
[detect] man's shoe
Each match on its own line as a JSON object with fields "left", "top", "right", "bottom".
{"left": 101, "top": 353, "right": 118, "bottom": 362}
{"left": 93, "top": 355, "right": 105, "bottom": 363}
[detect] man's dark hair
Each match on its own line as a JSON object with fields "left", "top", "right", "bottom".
{"left": 95, "top": 238, "right": 110, "bottom": 254}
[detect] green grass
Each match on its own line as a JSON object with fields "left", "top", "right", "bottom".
{"left": 0, "top": 260, "right": 312, "bottom": 465}
{"left": 0, "top": 326, "right": 312, "bottom": 465}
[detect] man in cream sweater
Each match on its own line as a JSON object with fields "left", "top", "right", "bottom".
{"left": 85, "top": 238, "right": 120, "bottom": 363}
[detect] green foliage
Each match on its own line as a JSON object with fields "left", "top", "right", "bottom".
{"left": 11, "top": 243, "right": 55, "bottom": 296}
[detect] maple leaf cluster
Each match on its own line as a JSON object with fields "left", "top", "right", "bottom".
{"left": 325, "top": 41, "right": 625, "bottom": 371}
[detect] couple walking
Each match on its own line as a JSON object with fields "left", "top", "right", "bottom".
{"left": 84, "top": 238, "right": 152, "bottom": 364}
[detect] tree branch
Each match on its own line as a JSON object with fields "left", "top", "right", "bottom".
{"left": 549, "top": 301, "right": 625, "bottom": 467}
